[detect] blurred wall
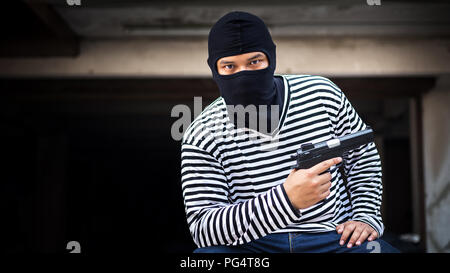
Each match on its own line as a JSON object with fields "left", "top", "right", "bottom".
{"left": 423, "top": 77, "right": 450, "bottom": 253}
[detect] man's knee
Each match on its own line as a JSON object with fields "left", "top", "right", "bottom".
{"left": 368, "top": 239, "right": 400, "bottom": 253}
{"left": 350, "top": 238, "right": 400, "bottom": 253}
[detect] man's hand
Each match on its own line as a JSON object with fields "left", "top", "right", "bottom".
{"left": 336, "top": 220, "right": 378, "bottom": 248}
{"left": 283, "top": 157, "right": 342, "bottom": 210}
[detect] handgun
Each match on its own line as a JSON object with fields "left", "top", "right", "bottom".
{"left": 291, "top": 127, "right": 374, "bottom": 171}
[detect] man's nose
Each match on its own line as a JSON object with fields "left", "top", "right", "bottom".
{"left": 235, "top": 65, "right": 249, "bottom": 73}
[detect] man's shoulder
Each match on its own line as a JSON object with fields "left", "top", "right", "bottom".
{"left": 281, "top": 74, "right": 340, "bottom": 90}
{"left": 280, "top": 74, "right": 343, "bottom": 100}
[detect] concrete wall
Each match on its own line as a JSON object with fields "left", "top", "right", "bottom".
{"left": 423, "top": 76, "right": 450, "bottom": 253}
{"left": 1, "top": 37, "right": 450, "bottom": 77}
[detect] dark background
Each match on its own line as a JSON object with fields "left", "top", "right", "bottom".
{"left": 0, "top": 77, "right": 433, "bottom": 253}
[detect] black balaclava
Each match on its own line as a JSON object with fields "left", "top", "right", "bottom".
{"left": 207, "top": 11, "right": 277, "bottom": 108}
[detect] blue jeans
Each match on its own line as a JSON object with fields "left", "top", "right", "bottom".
{"left": 194, "top": 231, "right": 400, "bottom": 253}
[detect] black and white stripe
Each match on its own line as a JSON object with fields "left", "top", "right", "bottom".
{"left": 181, "top": 74, "right": 384, "bottom": 248}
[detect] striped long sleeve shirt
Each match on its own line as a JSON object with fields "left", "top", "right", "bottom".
{"left": 180, "top": 75, "right": 384, "bottom": 248}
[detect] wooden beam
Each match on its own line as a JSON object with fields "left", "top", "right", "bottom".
{"left": 25, "top": 0, "right": 78, "bottom": 40}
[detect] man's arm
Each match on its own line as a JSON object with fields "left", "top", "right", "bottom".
{"left": 332, "top": 89, "right": 385, "bottom": 244}
{"left": 181, "top": 142, "right": 301, "bottom": 248}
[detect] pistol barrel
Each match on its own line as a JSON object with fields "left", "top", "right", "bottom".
{"left": 292, "top": 127, "right": 374, "bottom": 170}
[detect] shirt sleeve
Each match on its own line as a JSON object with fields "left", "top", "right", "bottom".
{"left": 181, "top": 142, "right": 302, "bottom": 248}
{"left": 332, "top": 90, "right": 385, "bottom": 237}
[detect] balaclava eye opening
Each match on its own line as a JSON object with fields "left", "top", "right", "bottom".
{"left": 207, "top": 11, "right": 277, "bottom": 108}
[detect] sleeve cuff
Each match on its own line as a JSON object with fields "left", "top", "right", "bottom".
{"left": 278, "top": 184, "right": 302, "bottom": 219}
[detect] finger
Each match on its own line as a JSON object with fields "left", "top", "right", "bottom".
{"left": 318, "top": 188, "right": 331, "bottom": 201}
{"left": 368, "top": 230, "right": 378, "bottom": 241}
{"left": 336, "top": 224, "right": 344, "bottom": 234}
{"left": 339, "top": 223, "right": 355, "bottom": 246}
{"left": 347, "top": 226, "right": 363, "bottom": 248}
{"left": 316, "top": 171, "right": 332, "bottom": 185}
{"left": 355, "top": 229, "right": 370, "bottom": 246}
{"left": 309, "top": 157, "right": 342, "bottom": 175}
{"left": 318, "top": 180, "right": 332, "bottom": 192}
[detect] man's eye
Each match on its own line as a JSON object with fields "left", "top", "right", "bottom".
{"left": 224, "top": 65, "right": 234, "bottom": 69}
{"left": 250, "top": 59, "right": 261, "bottom": 65}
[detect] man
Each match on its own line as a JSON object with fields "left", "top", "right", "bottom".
{"left": 180, "top": 11, "right": 398, "bottom": 253}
